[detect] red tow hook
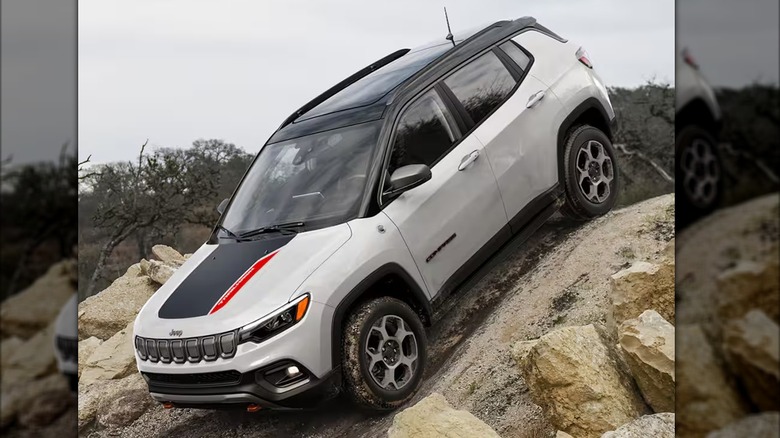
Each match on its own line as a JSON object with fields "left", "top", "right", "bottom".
{"left": 162, "top": 402, "right": 174, "bottom": 409}
{"left": 247, "top": 403, "right": 262, "bottom": 412}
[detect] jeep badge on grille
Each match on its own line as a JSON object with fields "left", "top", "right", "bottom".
{"left": 169, "top": 329, "right": 183, "bottom": 337}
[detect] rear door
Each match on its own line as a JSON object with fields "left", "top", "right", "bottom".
{"left": 381, "top": 87, "right": 508, "bottom": 298}
{"left": 444, "top": 40, "right": 565, "bottom": 230}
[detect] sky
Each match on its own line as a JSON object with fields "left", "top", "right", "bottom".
{"left": 1, "top": 0, "right": 76, "bottom": 164}
{"left": 77, "top": 0, "right": 676, "bottom": 163}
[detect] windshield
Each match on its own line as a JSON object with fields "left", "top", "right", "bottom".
{"left": 220, "top": 121, "right": 381, "bottom": 236}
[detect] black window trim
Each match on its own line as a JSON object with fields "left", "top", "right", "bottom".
{"left": 438, "top": 38, "right": 536, "bottom": 139}
{"left": 377, "top": 85, "right": 463, "bottom": 207}
{"left": 375, "top": 32, "right": 537, "bottom": 210}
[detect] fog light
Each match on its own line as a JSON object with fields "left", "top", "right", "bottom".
{"left": 286, "top": 366, "right": 301, "bottom": 378}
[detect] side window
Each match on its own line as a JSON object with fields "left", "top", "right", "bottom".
{"left": 388, "top": 89, "right": 457, "bottom": 176}
{"left": 499, "top": 41, "right": 531, "bottom": 72}
{"left": 443, "top": 51, "right": 516, "bottom": 125}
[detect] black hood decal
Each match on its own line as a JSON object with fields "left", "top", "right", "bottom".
{"left": 158, "top": 235, "right": 294, "bottom": 319}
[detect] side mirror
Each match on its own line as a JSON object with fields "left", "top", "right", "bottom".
{"left": 217, "top": 198, "right": 229, "bottom": 215}
{"left": 384, "top": 164, "right": 432, "bottom": 199}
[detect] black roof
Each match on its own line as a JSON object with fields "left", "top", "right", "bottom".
{"left": 267, "top": 17, "right": 537, "bottom": 144}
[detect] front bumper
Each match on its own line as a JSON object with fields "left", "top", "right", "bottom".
{"left": 145, "top": 363, "right": 341, "bottom": 409}
{"left": 135, "top": 300, "right": 337, "bottom": 409}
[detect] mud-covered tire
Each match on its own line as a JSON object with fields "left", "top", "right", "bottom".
{"left": 342, "top": 297, "right": 426, "bottom": 411}
{"left": 676, "top": 125, "right": 723, "bottom": 227}
{"left": 560, "top": 125, "right": 620, "bottom": 220}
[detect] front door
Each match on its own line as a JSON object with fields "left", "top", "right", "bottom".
{"left": 381, "top": 88, "right": 507, "bottom": 298}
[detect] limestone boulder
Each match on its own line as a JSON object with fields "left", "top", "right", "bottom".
{"left": 388, "top": 393, "right": 501, "bottom": 438}
{"left": 151, "top": 244, "right": 185, "bottom": 266}
{"left": 716, "top": 260, "right": 779, "bottom": 324}
{"left": 0, "top": 259, "right": 76, "bottom": 339}
{"left": 519, "top": 324, "right": 648, "bottom": 438}
{"left": 618, "top": 310, "right": 675, "bottom": 413}
{"left": 143, "top": 259, "right": 177, "bottom": 285}
{"left": 17, "top": 383, "right": 74, "bottom": 428}
{"left": 0, "top": 336, "right": 24, "bottom": 369}
{"left": 706, "top": 412, "right": 780, "bottom": 438}
{"left": 722, "top": 309, "right": 779, "bottom": 410}
{"left": 676, "top": 324, "right": 748, "bottom": 437}
{"left": 96, "top": 388, "right": 155, "bottom": 428}
{"left": 608, "top": 261, "right": 674, "bottom": 333}
{"left": 4, "top": 322, "right": 57, "bottom": 381}
{"left": 510, "top": 339, "right": 539, "bottom": 367}
{"left": 1, "top": 373, "right": 70, "bottom": 429}
{"left": 78, "top": 372, "right": 146, "bottom": 431}
{"left": 601, "top": 413, "right": 674, "bottom": 438}
{"left": 78, "top": 336, "right": 103, "bottom": 378}
{"left": 77, "top": 266, "right": 158, "bottom": 340}
{"left": 80, "top": 321, "right": 136, "bottom": 384}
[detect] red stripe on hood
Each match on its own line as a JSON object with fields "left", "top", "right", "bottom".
{"left": 208, "top": 249, "right": 280, "bottom": 315}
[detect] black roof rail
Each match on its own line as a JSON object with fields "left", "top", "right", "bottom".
{"left": 277, "top": 48, "right": 411, "bottom": 129}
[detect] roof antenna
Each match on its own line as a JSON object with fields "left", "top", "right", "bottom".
{"left": 444, "top": 7, "right": 455, "bottom": 47}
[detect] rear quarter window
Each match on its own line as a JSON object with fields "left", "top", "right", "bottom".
{"left": 443, "top": 51, "right": 516, "bottom": 125}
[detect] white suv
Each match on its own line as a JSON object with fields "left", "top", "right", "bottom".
{"left": 133, "top": 17, "right": 618, "bottom": 411}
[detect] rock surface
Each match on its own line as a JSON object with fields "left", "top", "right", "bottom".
{"left": 706, "top": 412, "right": 780, "bottom": 438}
{"left": 676, "top": 324, "right": 748, "bottom": 437}
{"left": 142, "top": 259, "right": 177, "bottom": 285}
{"left": 1, "top": 373, "right": 70, "bottom": 428}
{"left": 601, "top": 413, "right": 674, "bottom": 438}
{"left": 608, "top": 260, "right": 674, "bottom": 332}
{"left": 518, "top": 324, "right": 648, "bottom": 438}
{"left": 78, "top": 373, "right": 147, "bottom": 431}
{"left": 78, "top": 336, "right": 103, "bottom": 378}
{"left": 80, "top": 321, "right": 136, "bottom": 384}
{"left": 151, "top": 244, "right": 185, "bottom": 266}
{"left": 716, "top": 259, "right": 779, "bottom": 325}
{"left": 77, "top": 267, "right": 158, "bottom": 340}
{"left": 97, "top": 389, "right": 155, "bottom": 428}
{"left": 618, "top": 309, "right": 675, "bottom": 413}
{"left": 17, "top": 384, "right": 74, "bottom": 428}
{"left": 722, "top": 309, "right": 780, "bottom": 410}
{"left": 0, "top": 259, "right": 76, "bottom": 338}
{"left": 4, "top": 322, "right": 57, "bottom": 381}
{"left": 387, "top": 393, "right": 501, "bottom": 438}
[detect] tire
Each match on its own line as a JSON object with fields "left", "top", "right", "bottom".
{"left": 342, "top": 297, "right": 427, "bottom": 411}
{"left": 560, "top": 125, "right": 620, "bottom": 220}
{"left": 676, "top": 125, "right": 723, "bottom": 227}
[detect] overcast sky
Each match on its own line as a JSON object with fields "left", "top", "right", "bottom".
{"left": 75, "top": 0, "right": 681, "bottom": 164}
{"left": 1, "top": 0, "right": 76, "bottom": 164}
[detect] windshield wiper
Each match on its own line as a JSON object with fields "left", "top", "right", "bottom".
{"left": 238, "top": 221, "right": 306, "bottom": 239}
{"left": 216, "top": 224, "right": 241, "bottom": 239}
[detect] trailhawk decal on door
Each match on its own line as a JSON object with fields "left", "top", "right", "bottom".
{"left": 426, "top": 233, "right": 456, "bottom": 263}
{"left": 157, "top": 235, "right": 294, "bottom": 319}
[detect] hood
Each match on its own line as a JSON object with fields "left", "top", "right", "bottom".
{"left": 55, "top": 294, "right": 78, "bottom": 338}
{"left": 134, "top": 223, "right": 351, "bottom": 338}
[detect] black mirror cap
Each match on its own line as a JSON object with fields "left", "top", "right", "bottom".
{"left": 217, "top": 198, "right": 229, "bottom": 215}
{"left": 385, "top": 164, "right": 432, "bottom": 197}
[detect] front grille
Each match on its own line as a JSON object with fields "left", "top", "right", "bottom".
{"left": 135, "top": 330, "right": 237, "bottom": 364}
{"left": 56, "top": 336, "right": 77, "bottom": 361}
{"left": 143, "top": 370, "right": 242, "bottom": 387}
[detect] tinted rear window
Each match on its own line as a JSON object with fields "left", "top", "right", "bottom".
{"left": 301, "top": 44, "right": 452, "bottom": 120}
{"left": 443, "top": 51, "right": 516, "bottom": 125}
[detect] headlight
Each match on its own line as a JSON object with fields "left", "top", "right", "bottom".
{"left": 238, "top": 294, "right": 310, "bottom": 343}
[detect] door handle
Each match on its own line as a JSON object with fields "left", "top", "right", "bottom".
{"left": 526, "top": 90, "right": 545, "bottom": 108}
{"left": 458, "top": 150, "right": 480, "bottom": 171}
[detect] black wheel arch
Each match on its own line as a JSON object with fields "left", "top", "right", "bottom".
{"left": 557, "top": 97, "right": 616, "bottom": 184}
{"left": 330, "top": 263, "right": 432, "bottom": 370}
{"left": 676, "top": 98, "right": 720, "bottom": 135}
